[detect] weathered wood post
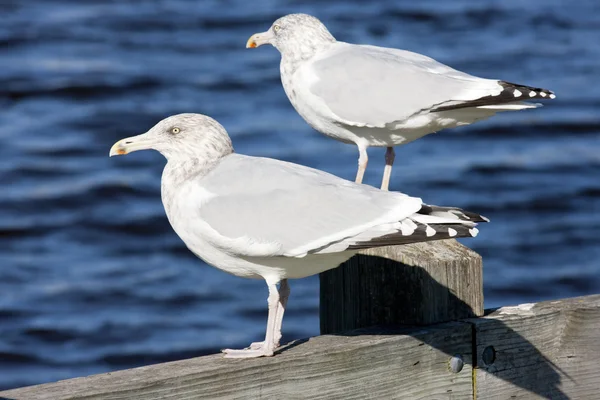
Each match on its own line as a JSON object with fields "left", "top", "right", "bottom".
{"left": 320, "top": 239, "right": 483, "bottom": 333}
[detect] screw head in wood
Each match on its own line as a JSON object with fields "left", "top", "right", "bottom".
{"left": 448, "top": 354, "right": 464, "bottom": 373}
{"left": 482, "top": 346, "right": 496, "bottom": 366}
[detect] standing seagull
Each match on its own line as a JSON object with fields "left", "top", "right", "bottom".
{"left": 110, "top": 113, "right": 488, "bottom": 358}
{"left": 247, "top": 13, "right": 556, "bottom": 190}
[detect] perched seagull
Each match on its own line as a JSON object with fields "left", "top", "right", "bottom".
{"left": 247, "top": 13, "right": 556, "bottom": 190}
{"left": 109, "top": 113, "right": 488, "bottom": 358}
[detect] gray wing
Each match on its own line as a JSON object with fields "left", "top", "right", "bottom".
{"left": 196, "top": 154, "right": 423, "bottom": 257}
{"left": 308, "top": 43, "right": 502, "bottom": 127}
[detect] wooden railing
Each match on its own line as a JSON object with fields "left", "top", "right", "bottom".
{"left": 2, "top": 241, "right": 598, "bottom": 399}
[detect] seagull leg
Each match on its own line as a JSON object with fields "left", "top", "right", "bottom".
{"left": 380, "top": 147, "right": 395, "bottom": 191}
{"left": 355, "top": 146, "right": 368, "bottom": 184}
{"left": 222, "top": 281, "right": 279, "bottom": 358}
{"left": 273, "top": 279, "right": 289, "bottom": 347}
{"left": 249, "top": 279, "right": 289, "bottom": 349}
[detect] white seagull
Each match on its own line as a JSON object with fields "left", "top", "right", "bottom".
{"left": 247, "top": 13, "right": 556, "bottom": 190}
{"left": 110, "top": 113, "right": 488, "bottom": 358}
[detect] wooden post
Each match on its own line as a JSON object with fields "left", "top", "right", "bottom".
{"left": 320, "top": 239, "right": 483, "bottom": 334}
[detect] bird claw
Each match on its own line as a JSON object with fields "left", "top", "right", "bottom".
{"left": 248, "top": 340, "right": 280, "bottom": 350}
{"left": 249, "top": 341, "right": 264, "bottom": 350}
{"left": 221, "top": 347, "right": 274, "bottom": 358}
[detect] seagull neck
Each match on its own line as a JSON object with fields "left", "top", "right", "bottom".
{"left": 280, "top": 40, "right": 334, "bottom": 67}
{"left": 160, "top": 131, "right": 234, "bottom": 186}
{"left": 161, "top": 155, "right": 223, "bottom": 188}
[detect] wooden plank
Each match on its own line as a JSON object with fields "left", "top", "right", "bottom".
{"left": 320, "top": 240, "right": 483, "bottom": 333}
{"left": 0, "top": 323, "right": 473, "bottom": 400}
{"left": 471, "top": 294, "right": 600, "bottom": 399}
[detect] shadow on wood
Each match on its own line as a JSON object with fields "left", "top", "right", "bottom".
{"left": 469, "top": 297, "right": 600, "bottom": 399}
{"left": 320, "top": 240, "right": 484, "bottom": 332}
{"left": 470, "top": 315, "right": 569, "bottom": 400}
{"left": 329, "top": 266, "right": 570, "bottom": 399}
{"left": 3, "top": 296, "right": 599, "bottom": 399}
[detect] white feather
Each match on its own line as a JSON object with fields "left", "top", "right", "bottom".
{"left": 477, "top": 103, "right": 540, "bottom": 110}
{"left": 411, "top": 213, "right": 476, "bottom": 226}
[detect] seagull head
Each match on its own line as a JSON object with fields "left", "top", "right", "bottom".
{"left": 109, "top": 113, "right": 233, "bottom": 162}
{"left": 246, "top": 14, "right": 335, "bottom": 58}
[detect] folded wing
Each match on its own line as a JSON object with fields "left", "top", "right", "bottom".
{"left": 194, "top": 155, "right": 485, "bottom": 258}
{"left": 308, "top": 43, "right": 551, "bottom": 128}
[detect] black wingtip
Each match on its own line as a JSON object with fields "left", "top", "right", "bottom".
{"left": 346, "top": 221, "right": 480, "bottom": 250}
{"left": 499, "top": 81, "right": 556, "bottom": 100}
{"left": 430, "top": 81, "right": 555, "bottom": 113}
{"left": 418, "top": 204, "right": 489, "bottom": 223}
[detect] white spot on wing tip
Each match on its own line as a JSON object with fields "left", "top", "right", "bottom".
{"left": 448, "top": 228, "right": 457, "bottom": 237}
{"left": 482, "top": 216, "right": 490, "bottom": 222}
{"left": 400, "top": 220, "right": 416, "bottom": 236}
{"left": 469, "top": 228, "right": 479, "bottom": 237}
{"left": 549, "top": 93, "right": 556, "bottom": 99}
{"left": 513, "top": 89, "right": 522, "bottom": 97}
{"left": 425, "top": 226, "right": 436, "bottom": 237}
{"left": 529, "top": 91, "right": 536, "bottom": 97}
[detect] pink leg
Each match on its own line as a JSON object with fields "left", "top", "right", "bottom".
{"left": 355, "top": 146, "right": 368, "bottom": 184}
{"left": 273, "top": 279, "right": 289, "bottom": 347}
{"left": 380, "top": 147, "right": 395, "bottom": 191}
{"left": 249, "top": 279, "right": 290, "bottom": 349}
{"left": 222, "top": 282, "right": 279, "bottom": 358}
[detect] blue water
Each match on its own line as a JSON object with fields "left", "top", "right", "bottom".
{"left": 1, "top": 0, "right": 599, "bottom": 390}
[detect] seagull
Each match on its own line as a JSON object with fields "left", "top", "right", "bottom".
{"left": 246, "top": 13, "right": 556, "bottom": 190}
{"left": 109, "top": 113, "right": 488, "bottom": 358}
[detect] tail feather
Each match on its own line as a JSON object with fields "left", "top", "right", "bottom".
{"left": 347, "top": 204, "right": 487, "bottom": 250}
{"left": 431, "top": 80, "right": 555, "bottom": 113}
{"left": 418, "top": 204, "right": 489, "bottom": 223}
{"left": 499, "top": 81, "right": 555, "bottom": 100}
{"left": 476, "top": 103, "right": 540, "bottom": 110}
{"left": 347, "top": 220, "right": 480, "bottom": 250}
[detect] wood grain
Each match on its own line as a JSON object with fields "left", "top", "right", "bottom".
{"left": 0, "top": 323, "right": 473, "bottom": 400}
{"left": 3, "top": 295, "right": 600, "bottom": 399}
{"left": 320, "top": 240, "right": 483, "bottom": 334}
{"left": 471, "top": 295, "right": 600, "bottom": 399}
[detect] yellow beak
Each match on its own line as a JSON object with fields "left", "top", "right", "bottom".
{"left": 246, "top": 31, "right": 274, "bottom": 49}
{"left": 246, "top": 36, "right": 258, "bottom": 48}
{"left": 109, "top": 133, "right": 155, "bottom": 157}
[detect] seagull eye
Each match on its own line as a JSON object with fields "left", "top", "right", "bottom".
{"left": 170, "top": 127, "right": 180, "bottom": 134}
{"left": 273, "top": 24, "right": 281, "bottom": 32}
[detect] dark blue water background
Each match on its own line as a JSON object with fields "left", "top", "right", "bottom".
{"left": 1, "top": 0, "right": 599, "bottom": 390}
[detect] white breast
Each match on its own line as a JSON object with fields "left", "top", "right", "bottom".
{"left": 281, "top": 59, "right": 359, "bottom": 145}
